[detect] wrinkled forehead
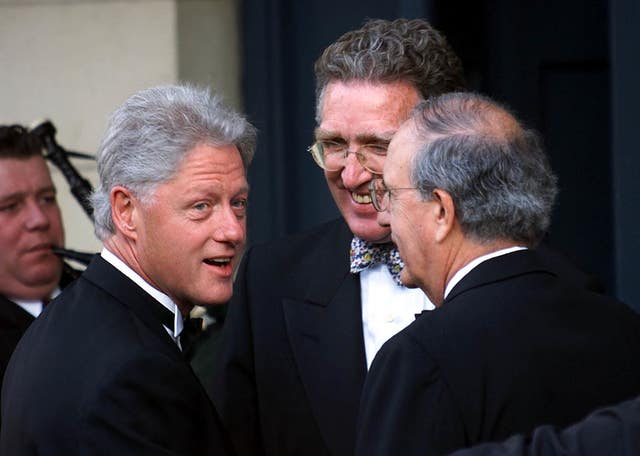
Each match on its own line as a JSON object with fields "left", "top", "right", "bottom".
{"left": 319, "top": 80, "right": 421, "bottom": 125}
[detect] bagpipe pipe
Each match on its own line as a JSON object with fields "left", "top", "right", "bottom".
{"left": 31, "top": 120, "right": 96, "bottom": 266}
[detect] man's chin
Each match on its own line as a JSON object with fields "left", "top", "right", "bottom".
{"left": 198, "top": 287, "right": 233, "bottom": 307}
{"left": 399, "top": 269, "right": 420, "bottom": 289}
{"left": 21, "top": 266, "right": 63, "bottom": 288}
{"left": 345, "top": 219, "right": 391, "bottom": 243}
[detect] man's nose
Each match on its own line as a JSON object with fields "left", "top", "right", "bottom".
{"left": 340, "top": 151, "right": 373, "bottom": 188}
{"left": 213, "top": 206, "right": 245, "bottom": 244}
{"left": 24, "top": 201, "right": 50, "bottom": 230}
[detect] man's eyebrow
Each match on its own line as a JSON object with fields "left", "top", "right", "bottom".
{"left": 354, "top": 132, "right": 394, "bottom": 144}
{"left": 314, "top": 129, "right": 396, "bottom": 143}
{"left": 314, "top": 128, "right": 342, "bottom": 140}
{"left": 36, "top": 185, "right": 57, "bottom": 194}
{"left": 0, "top": 191, "right": 25, "bottom": 203}
{"left": 236, "top": 184, "right": 250, "bottom": 196}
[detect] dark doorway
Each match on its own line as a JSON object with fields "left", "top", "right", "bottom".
{"left": 436, "top": 0, "right": 614, "bottom": 290}
{"left": 241, "top": 0, "right": 640, "bottom": 302}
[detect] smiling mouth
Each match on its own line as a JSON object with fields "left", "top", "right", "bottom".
{"left": 351, "top": 192, "right": 372, "bottom": 204}
{"left": 204, "top": 258, "right": 232, "bottom": 267}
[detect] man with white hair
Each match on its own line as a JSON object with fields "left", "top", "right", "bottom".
{"left": 1, "top": 85, "right": 255, "bottom": 455}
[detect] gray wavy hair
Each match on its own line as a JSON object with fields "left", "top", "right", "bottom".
{"left": 409, "top": 92, "right": 558, "bottom": 246}
{"left": 91, "top": 84, "right": 257, "bottom": 241}
{"left": 313, "top": 18, "right": 466, "bottom": 122}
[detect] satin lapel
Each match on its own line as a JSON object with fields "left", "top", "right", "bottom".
{"left": 445, "top": 250, "right": 555, "bottom": 303}
{"left": 282, "top": 220, "right": 367, "bottom": 456}
{"left": 81, "top": 256, "right": 181, "bottom": 357}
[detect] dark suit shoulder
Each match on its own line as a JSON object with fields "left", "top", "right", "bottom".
{"left": 376, "top": 253, "right": 640, "bottom": 445}
{"left": 236, "top": 217, "right": 354, "bottom": 305}
{"left": 245, "top": 218, "right": 351, "bottom": 271}
{"left": 6, "top": 275, "right": 180, "bottom": 391}
{"left": 1, "top": 267, "right": 233, "bottom": 455}
{"left": 255, "top": 217, "right": 350, "bottom": 249}
{"left": 404, "top": 254, "right": 640, "bottom": 362}
{"left": 534, "top": 244, "right": 605, "bottom": 293}
{"left": 358, "top": 252, "right": 640, "bottom": 455}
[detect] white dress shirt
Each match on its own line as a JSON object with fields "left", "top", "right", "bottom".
{"left": 360, "top": 264, "right": 435, "bottom": 369}
{"left": 12, "top": 286, "right": 61, "bottom": 318}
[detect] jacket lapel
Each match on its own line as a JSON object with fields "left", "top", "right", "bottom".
{"left": 282, "top": 220, "right": 367, "bottom": 456}
{"left": 81, "top": 256, "right": 181, "bottom": 357}
{"left": 446, "top": 249, "right": 556, "bottom": 303}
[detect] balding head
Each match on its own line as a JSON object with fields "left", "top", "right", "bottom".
{"left": 406, "top": 92, "right": 557, "bottom": 246}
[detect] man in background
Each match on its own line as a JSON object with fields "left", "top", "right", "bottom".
{"left": 1, "top": 85, "right": 255, "bottom": 454}
{"left": 210, "top": 18, "right": 466, "bottom": 456}
{"left": 356, "top": 92, "right": 640, "bottom": 455}
{"left": 0, "top": 124, "right": 77, "bottom": 392}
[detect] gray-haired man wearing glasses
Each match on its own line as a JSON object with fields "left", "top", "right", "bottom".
{"left": 355, "top": 92, "right": 640, "bottom": 456}
{"left": 210, "top": 18, "right": 465, "bottom": 456}
{"left": 210, "top": 18, "right": 602, "bottom": 456}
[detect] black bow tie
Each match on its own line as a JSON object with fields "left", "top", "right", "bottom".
{"left": 180, "top": 317, "right": 204, "bottom": 356}
{"left": 147, "top": 297, "right": 203, "bottom": 355}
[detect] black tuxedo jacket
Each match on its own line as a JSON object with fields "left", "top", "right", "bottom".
{"left": 449, "top": 394, "right": 640, "bottom": 456}
{"left": 0, "top": 263, "right": 79, "bottom": 390}
{"left": 356, "top": 250, "right": 640, "bottom": 456}
{"left": 210, "top": 219, "right": 607, "bottom": 456}
{"left": 210, "top": 218, "right": 366, "bottom": 456}
{"left": 0, "top": 256, "right": 234, "bottom": 455}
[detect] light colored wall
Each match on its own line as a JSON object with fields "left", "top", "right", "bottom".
{"left": 178, "top": 0, "right": 242, "bottom": 111}
{"left": 0, "top": 0, "right": 241, "bottom": 255}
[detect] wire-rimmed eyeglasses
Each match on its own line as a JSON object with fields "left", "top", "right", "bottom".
{"left": 308, "top": 140, "right": 387, "bottom": 174}
{"left": 369, "top": 178, "right": 421, "bottom": 212}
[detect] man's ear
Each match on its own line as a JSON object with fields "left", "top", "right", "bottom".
{"left": 431, "top": 188, "right": 455, "bottom": 243}
{"left": 110, "top": 186, "right": 138, "bottom": 240}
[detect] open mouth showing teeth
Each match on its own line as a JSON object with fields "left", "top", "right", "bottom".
{"left": 204, "top": 258, "right": 231, "bottom": 266}
{"left": 351, "top": 192, "right": 372, "bottom": 204}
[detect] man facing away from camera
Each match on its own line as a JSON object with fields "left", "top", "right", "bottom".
{"left": 209, "top": 18, "right": 466, "bottom": 456}
{"left": 355, "top": 92, "right": 640, "bottom": 456}
{"left": 1, "top": 85, "right": 255, "bottom": 455}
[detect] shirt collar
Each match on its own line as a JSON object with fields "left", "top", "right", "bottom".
{"left": 444, "top": 246, "right": 528, "bottom": 299}
{"left": 101, "top": 248, "right": 183, "bottom": 339}
{"left": 11, "top": 286, "right": 61, "bottom": 318}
